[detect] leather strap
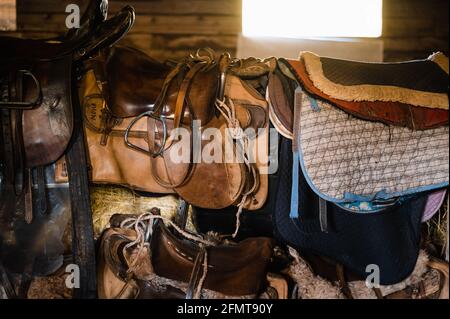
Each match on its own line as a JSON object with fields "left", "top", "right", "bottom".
{"left": 336, "top": 264, "right": 353, "bottom": 299}
{"left": 319, "top": 198, "right": 328, "bottom": 233}
{"left": 23, "top": 168, "right": 33, "bottom": 224}
{"left": 0, "top": 263, "right": 16, "bottom": 299}
{"left": 173, "top": 61, "right": 209, "bottom": 130}
{"left": 175, "top": 199, "right": 189, "bottom": 230}
{"left": 34, "top": 166, "right": 48, "bottom": 215}
{"left": 186, "top": 247, "right": 207, "bottom": 299}
{"left": 148, "top": 117, "right": 195, "bottom": 189}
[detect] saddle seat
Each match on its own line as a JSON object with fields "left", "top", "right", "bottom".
{"left": 299, "top": 51, "right": 449, "bottom": 109}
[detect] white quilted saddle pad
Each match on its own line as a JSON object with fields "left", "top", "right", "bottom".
{"left": 293, "top": 89, "right": 449, "bottom": 203}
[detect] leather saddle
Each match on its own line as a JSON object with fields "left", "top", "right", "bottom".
{"left": 269, "top": 52, "right": 449, "bottom": 136}
{"left": 0, "top": 0, "right": 135, "bottom": 223}
{"left": 97, "top": 209, "right": 275, "bottom": 299}
{"left": 83, "top": 46, "right": 271, "bottom": 219}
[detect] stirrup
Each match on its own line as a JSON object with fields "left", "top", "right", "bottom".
{"left": 124, "top": 111, "right": 167, "bottom": 158}
{"left": 0, "top": 70, "right": 42, "bottom": 109}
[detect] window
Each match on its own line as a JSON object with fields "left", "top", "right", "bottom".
{"left": 243, "top": 0, "right": 382, "bottom": 38}
{"left": 0, "top": 0, "right": 16, "bottom": 31}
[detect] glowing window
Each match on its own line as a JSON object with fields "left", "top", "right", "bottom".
{"left": 243, "top": 0, "right": 382, "bottom": 38}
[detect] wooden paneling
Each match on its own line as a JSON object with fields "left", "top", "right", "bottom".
{"left": 0, "top": 0, "right": 16, "bottom": 31}
{"left": 382, "top": 0, "right": 449, "bottom": 61}
{"left": 1, "top": 0, "right": 448, "bottom": 62}
{"left": 6, "top": 0, "right": 241, "bottom": 61}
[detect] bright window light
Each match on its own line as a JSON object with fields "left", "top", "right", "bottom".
{"left": 243, "top": 0, "right": 382, "bottom": 38}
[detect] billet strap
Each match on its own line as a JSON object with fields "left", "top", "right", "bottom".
{"left": 218, "top": 53, "right": 232, "bottom": 100}
{"left": 336, "top": 264, "right": 353, "bottom": 299}
{"left": 0, "top": 263, "right": 16, "bottom": 299}
{"left": 318, "top": 198, "right": 328, "bottom": 233}
{"left": 373, "top": 288, "right": 384, "bottom": 299}
{"left": 173, "top": 61, "right": 210, "bottom": 130}
{"left": 186, "top": 247, "right": 208, "bottom": 300}
{"left": 34, "top": 166, "right": 48, "bottom": 215}
{"left": 175, "top": 199, "right": 189, "bottom": 231}
{"left": 11, "top": 109, "right": 25, "bottom": 196}
{"left": 0, "top": 110, "right": 14, "bottom": 186}
{"left": 66, "top": 97, "right": 97, "bottom": 299}
{"left": 152, "top": 63, "right": 185, "bottom": 115}
{"left": 23, "top": 168, "right": 33, "bottom": 224}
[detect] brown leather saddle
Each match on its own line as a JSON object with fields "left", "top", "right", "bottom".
{"left": 83, "top": 47, "right": 271, "bottom": 220}
{"left": 97, "top": 209, "right": 275, "bottom": 299}
{"left": 269, "top": 52, "right": 449, "bottom": 137}
{"left": 0, "top": 1, "right": 135, "bottom": 224}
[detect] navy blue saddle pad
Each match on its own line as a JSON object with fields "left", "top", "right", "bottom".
{"left": 274, "top": 137, "right": 426, "bottom": 285}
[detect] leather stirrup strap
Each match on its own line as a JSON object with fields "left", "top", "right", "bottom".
{"left": 148, "top": 117, "right": 195, "bottom": 189}
{"left": 10, "top": 109, "right": 24, "bottom": 196}
{"left": 152, "top": 64, "right": 185, "bottom": 116}
{"left": 336, "top": 264, "right": 354, "bottom": 299}
{"left": 0, "top": 263, "right": 16, "bottom": 299}
{"left": 173, "top": 61, "right": 209, "bottom": 130}
{"left": 186, "top": 247, "right": 207, "bottom": 299}
{"left": 23, "top": 168, "right": 33, "bottom": 224}
{"left": 34, "top": 166, "right": 48, "bottom": 215}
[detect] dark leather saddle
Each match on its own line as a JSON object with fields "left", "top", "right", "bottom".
{"left": 0, "top": 0, "right": 135, "bottom": 224}
{"left": 269, "top": 52, "right": 449, "bottom": 135}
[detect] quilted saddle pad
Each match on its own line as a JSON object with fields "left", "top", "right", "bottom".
{"left": 292, "top": 88, "right": 449, "bottom": 203}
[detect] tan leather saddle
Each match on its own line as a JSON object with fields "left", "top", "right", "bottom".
{"left": 97, "top": 209, "right": 275, "bottom": 299}
{"left": 269, "top": 52, "right": 449, "bottom": 137}
{"left": 82, "top": 47, "right": 271, "bottom": 219}
{"left": 0, "top": 1, "right": 135, "bottom": 223}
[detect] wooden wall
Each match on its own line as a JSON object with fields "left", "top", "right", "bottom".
{"left": 9, "top": 0, "right": 242, "bottom": 61}
{"left": 1, "top": 0, "right": 448, "bottom": 62}
{"left": 382, "top": 0, "right": 449, "bottom": 61}
{"left": 0, "top": 0, "right": 16, "bottom": 30}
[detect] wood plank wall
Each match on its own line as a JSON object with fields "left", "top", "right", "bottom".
{"left": 7, "top": 0, "right": 242, "bottom": 61}
{"left": 0, "top": 0, "right": 16, "bottom": 30}
{"left": 1, "top": 0, "right": 448, "bottom": 62}
{"left": 383, "top": 0, "right": 449, "bottom": 61}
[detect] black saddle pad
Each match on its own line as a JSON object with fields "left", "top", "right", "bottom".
{"left": 273, "top": 137, "right": 425, "bottom": 285}
{"left": 192, "top": 172, "right": 277, "bottom": 241}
